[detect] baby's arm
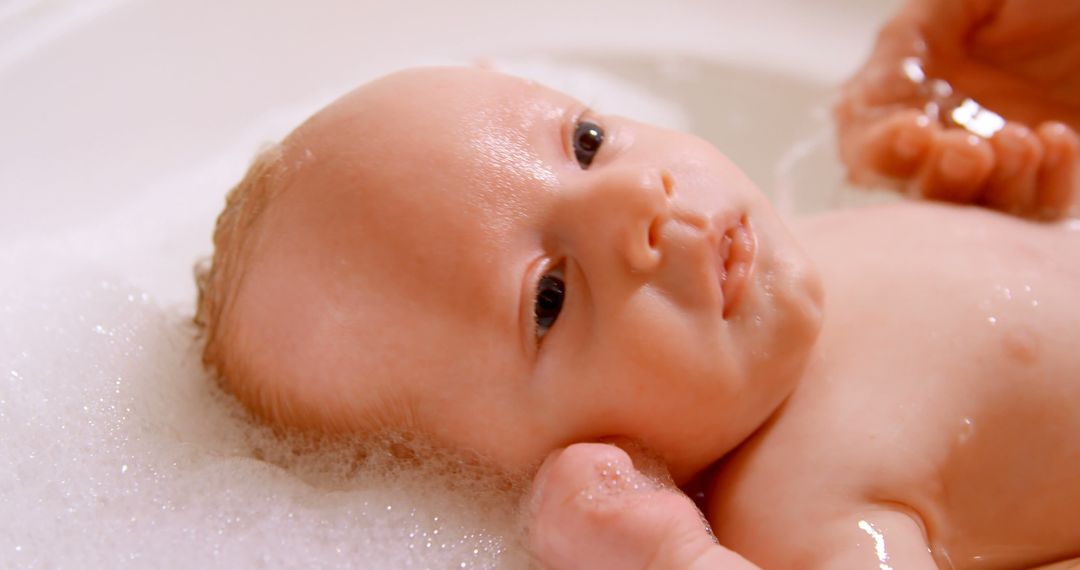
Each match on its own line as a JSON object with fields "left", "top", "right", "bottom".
{"left": 835, "top": 0, "right": 1080, "bottom": 219}
{"left": 528, "top": 444, "right": 759, "bottom": 570}
{"left": 809, "top": 510, "right": 938, "bottom": 569}
{"left": 527, "top": 445, "right": 942, "bottom": 570}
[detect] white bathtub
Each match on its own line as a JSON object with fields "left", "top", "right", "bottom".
{"left": 0, "top": 0, "right": 899, "bottom": 567}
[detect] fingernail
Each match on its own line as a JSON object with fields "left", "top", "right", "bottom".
{"left": 896, "top": 114, "right": 932, "bottom": 158}
{"left": 939, "top": 138, "right": 981, "bottom": 182}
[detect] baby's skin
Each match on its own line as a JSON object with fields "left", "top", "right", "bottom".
{"left": 718, "top": 202, "right": 1080, "bottom": 567}
{"left": 531, "top": 0, "right": 1080, "bottom": 566}
{"left": 203, "top": 66, "right": 1080, "bottom": 568}
{"left": 532, "top": 203, "right": 1080, "bottom": 569}
{"left": 218, "top": 67, "right": 823, "bottom": 483}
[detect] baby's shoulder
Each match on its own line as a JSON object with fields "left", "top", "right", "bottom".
{"left": 709, "top": 199, "right": 1080, "bottom": 565}
{"left": 797, "top": 202, "right": 1080, "bottom": 392}
{"left": 796, "top": 201, "right": 1080, "bottom": 274}
{"left": 704, "top": 376, "right": 944, "bottom": 567}
{"left": 708, "top": 354, "right": 1080, "bottom": 567}
{"left": 712, "top": 205, "right": 1080, "bottom": 565}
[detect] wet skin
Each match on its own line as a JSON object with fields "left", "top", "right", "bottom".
{"left": 709, "top": 204, "right": 1080, "bottom": 568}
{"left": 225, "top": 68, "right": 1080, "bottom": 568}
{"left": 834, "top": 0, "right": 1080, "bottom": 219}
{"left": 531, "top": 204, "right": 1080, "bottom": 570}
{"left": 230, "top": 67, "right": 823, "bottom": 484}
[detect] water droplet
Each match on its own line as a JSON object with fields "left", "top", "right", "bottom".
{"left": 924, "top": 101, "right": 941, "bottom": 121}
{"left": 950, "top": 98, "right": 1005, "bottom": 138}
{"left": 929, "top": 78, "right": 953, "bottom": 99}
{"left": 958, "top": 417, "right": 975, "bottom": 444}
{"left": 901, "top": 57, "right": 925, "bottom": 83}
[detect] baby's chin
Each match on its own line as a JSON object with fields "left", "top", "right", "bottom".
{"left": 728, "top": 205, "right": 824, "bottom": 408}
{"left": 761, "top": 251, "right": 824, "bottom": 391}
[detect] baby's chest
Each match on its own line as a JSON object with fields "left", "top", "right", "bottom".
{"left": 750, "top": 208, "right": 1080, "bottom": 566}
{"left": 708, "top": 341, "right": 1080, "bottom": 569}
{"left": 812, "top": 208, "right": 1080, "bottom": 405}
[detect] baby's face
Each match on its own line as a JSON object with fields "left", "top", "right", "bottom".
{"left": 233, "top": 68, "right": 823, "bottom": 482}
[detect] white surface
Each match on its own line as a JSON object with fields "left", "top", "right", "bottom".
{"left": 0, "top": 0, "right": 900, "bottom": 251}
{"left": 0, "top": 1, "right": 901, "bottom": 568}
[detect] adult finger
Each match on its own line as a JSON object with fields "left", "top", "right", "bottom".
{"left": 1035, "top": 122, "right": 1080, "bottom": 219}
{"left": 983, "top": 122, "right": 1042, "bottom": 214}
{"left": 917, "top": 129, "right": 995, "bottom": 203}
{"left": 528, "top": 444, "right": 759, "bottom": 570}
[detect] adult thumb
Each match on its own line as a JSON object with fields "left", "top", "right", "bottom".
{"left": 527, "top": 443, "right": 760, "bottom": 570}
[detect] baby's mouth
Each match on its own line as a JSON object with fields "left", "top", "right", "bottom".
{"left": 716, "top": 215, "right": 756, "bottom": 318}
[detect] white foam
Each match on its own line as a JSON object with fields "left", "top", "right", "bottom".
{"left": 0, "top": 265, "right": 528, "bottom": 568}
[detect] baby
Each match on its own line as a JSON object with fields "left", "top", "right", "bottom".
{"left": 193, "top": 6, "right": 1080, "bottom": 567}
{"left": 529, "top": 0, "right": 1080, "bottom": 567}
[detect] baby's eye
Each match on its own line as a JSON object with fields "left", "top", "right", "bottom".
{"left": 534, "top": 267, "right": 565, "bottom": 341}
{"left": 573, "top": 121, "right": 604, "bottom": 169}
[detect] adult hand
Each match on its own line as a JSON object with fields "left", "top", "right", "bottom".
{"left": 835, "top": 0, "right": 1080, "bottom": 219}
{"left": 527, "top": 443, "right": 759, "bottom": 570}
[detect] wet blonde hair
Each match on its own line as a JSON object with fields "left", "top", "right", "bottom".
{"left": 193, "top": 145, "right": 287, "bottom": 419}
{"left": 193, "top": 144, "right": 417, "bottom": 434}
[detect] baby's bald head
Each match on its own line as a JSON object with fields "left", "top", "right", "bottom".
{"left": 193, "top": 67, "right": 822, "bottom": 481}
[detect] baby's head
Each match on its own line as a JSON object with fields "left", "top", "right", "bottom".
{"left": 195, "top": 67, "right": 824, "bottom": 482}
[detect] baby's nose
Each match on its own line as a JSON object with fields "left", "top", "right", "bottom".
{"left": 582, "top": 166, "right": 673, "bottom": 273}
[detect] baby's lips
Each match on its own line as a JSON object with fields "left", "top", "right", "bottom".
{"left": 718, "top": 216, "right": 755, "bottom": 319}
